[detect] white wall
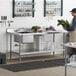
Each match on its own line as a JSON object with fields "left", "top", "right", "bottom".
{"left": 0, "top": 0, "right": 76, "bottom": 53}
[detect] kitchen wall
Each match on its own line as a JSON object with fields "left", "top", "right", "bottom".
{"left": 0, "top": 0, "right": 76, "bottom": 53}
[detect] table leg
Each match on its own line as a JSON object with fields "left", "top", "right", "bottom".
{"left": 19, "top": 36, "right": 21, "bottom": 62}
{"left": 64, "top": 47, "right": 67, "bottom": 76}
{"left": 10, "top": 34, "right": 12, "bottom": 59}
{"left": 52, "top": 33, "right": 55, "bottom": 56}
{"left": 6, "top": 33, "right": 8, "bottom": 63}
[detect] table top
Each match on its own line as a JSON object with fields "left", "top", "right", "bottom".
{"left": 6, "top": 28, "right": 68, "bottom": 36}
{"left": 63, "top": 42, "right": 76, "bottom": 48}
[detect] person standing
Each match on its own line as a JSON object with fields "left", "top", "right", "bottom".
{"left": 67, "top": 8, "right": 76, "bottom": 59}
{"left": 67, "top": 8, "right": 76, "bottom": 31}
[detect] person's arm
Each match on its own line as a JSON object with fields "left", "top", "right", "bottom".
{"left": 67, "top": 17, "right": 76, "bottom": 31}
{"left": 67, "top": 26, "right": 75, "bottom": 31}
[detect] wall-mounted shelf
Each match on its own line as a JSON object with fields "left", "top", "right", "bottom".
{"left": 44, "top": 0, "right": 63, "bottom": 17}
{"left": 12, "top": 0, "right": 35, "bottom": 18}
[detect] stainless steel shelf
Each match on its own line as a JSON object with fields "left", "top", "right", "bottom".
{"left": 20, "top": 51, "right": 51, "bottom": 56}
{"left": 67, "top": 62, "right": 76, "bottom": 67}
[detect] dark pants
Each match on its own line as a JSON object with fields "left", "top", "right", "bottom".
{"left": 67, "top": 48, "right": 76, "bottom": 58}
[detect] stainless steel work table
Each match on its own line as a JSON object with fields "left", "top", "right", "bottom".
{"left": 63, "top": 42, "right": 76, "bottom": 76}
{"left": 6, "top": 28, "right": 66, "bottom": 62}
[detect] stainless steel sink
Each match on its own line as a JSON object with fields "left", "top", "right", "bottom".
{"left": 15, "top": 28, "right": 32, "bottom": 33}
{"left": 14, "top": 35, "right": 34, "bottom": 43}
{"left": 17, "top": 31, "right": 32, "bottom": 33}
{"left": 14, "top": 28, "right": 34, "bottom": 43}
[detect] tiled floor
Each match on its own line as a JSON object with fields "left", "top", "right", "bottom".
{"left": 0, "top": 65, "right": 76, "bottom": 76}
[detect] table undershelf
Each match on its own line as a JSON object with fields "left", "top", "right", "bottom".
{"left": 13, "top": 50, "right": 51, "bottom": 55}
{"left": 66, "top": 62, "right": 76, "bottom": 67}
{"left": 20, "top": 50, "right": 51, "bottom": 55}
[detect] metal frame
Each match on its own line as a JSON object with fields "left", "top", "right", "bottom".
{"left": 12, "top": 0, "right": 35, "bottom": 18}
{"left": 44, "top": 0, "right": 63, "bottom": 17}
{"left": 7, "top": 30, "right": 64, "bottom": 62}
